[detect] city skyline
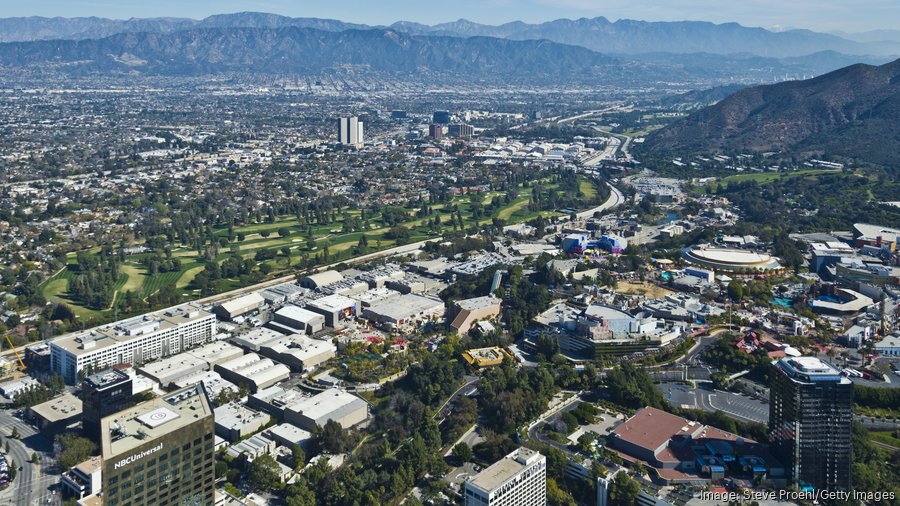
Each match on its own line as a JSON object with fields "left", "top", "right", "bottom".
{"left": 2, "top": 0, "right": 899, "bottom": 34}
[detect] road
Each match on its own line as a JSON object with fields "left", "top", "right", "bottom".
{"left": 525, "top": 392, "right": 584, "bottom": 454}
{"left": 575, "top": 184, "right": 624, "bottom": 219}
{"left": 433, "top": 375, "right": 480, "bottom": 421}
{"left": 0, "top": 410, "right": 59, "bottom": 506}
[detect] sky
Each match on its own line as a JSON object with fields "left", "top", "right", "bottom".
{"left": 2, "top": 0, "right": 899, "bottom": 33}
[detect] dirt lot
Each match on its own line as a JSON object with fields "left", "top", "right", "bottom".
{"left": 616, "top": 280, "right": 674, "bottom": 298}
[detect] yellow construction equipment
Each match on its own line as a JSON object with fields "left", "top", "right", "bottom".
{"left": 1, "top": 334, "right": 26, "bottom": 382}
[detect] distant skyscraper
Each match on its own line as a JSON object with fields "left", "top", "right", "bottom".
{"left": 338, "top": 116, "right": 364, "bottom": 145}
{"left": 82, "top": 368, "right": 133, "bottom": 442}
{"left": 101, "top": 384, "right": 215, "bottom": 506}
{"left": 432, "top": 110, "right": 451, "bottom": 125}
{"left": 769, "top": 357, "right": 853, "bottom": 491}
{"left": 428, "top": 124, "right": 443, "bottom": 140}
{"left": 464, "top": 447, "right": 546, "bottom": 506}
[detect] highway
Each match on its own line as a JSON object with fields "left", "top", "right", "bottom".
{"left": 575, "top": 183, "right": 624, "bottom": 219}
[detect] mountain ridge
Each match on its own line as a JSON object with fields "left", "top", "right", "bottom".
{"left": 0, "top": 12, "right": 897, "bottom": 57}
{"left": 639, "top": 57, "right": 900, "bottom": 166}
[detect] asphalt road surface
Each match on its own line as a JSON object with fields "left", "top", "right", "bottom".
{"left": 0, "top": 410, "right": 59, "bottom": 506}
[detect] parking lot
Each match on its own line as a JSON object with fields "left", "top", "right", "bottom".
{"left": 656, "top": 382, "right": 769, "bottom": 424}
{"left": 705, "top": 390, "right": 769, "bottom": 423}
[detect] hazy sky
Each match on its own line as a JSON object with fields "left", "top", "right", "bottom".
{"left": 3, "top": 0, "right": 898, "bottom": 33}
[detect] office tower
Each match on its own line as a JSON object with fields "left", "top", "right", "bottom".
{"left": 101, "top": 384, "right": 215, "bottom": 506}
{"left": 429, "top": 124, "right": 443, "bottom": 140}
{"left": 82, "top": 369, "right": 133, "bottom": 442}
{"left": 337, "top": 116, "right": 364, "bottom": 145}
{"left": 432, "top": 110, "right": 451, "bottom": 124}
{"left": 50, "top": 304, "right": 216, "bottom": 383}
{"left": 769, "top": 357, "right": 853, "bottom": 491}
{"left": 390, "top": 110, "right": 407, "bottom": 120}
{"left": 464, "top": 447, "right": 546, "bottom": 506}
{"left": 448, "top": 124, "right": 474, "bottom": 138}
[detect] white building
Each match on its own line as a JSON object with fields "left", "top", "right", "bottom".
{"left": 258, "top": 334, "right": 336, "bottom": 372}
{"left": 274, "top": 305, "right": 326, "bottom": 335}
{"left": 362, "top": 294, "right": 445, "bottom": 332}
{"left": 215, "top": 353, "right": 291, "bottom": 393}
{"left": 337, "top": 116, "right": 364, "bottom": 146}
{"left": 214, "top": 292, "right": 265, "bottom": 321}
{"left": 284, "top": 388, "right": 368, "bottom": 431}
{"left": 50, "top": 304, "right": 216, "bottom": 383}
{"left": 464, "top": 447, "right": 546, "bottom": 506}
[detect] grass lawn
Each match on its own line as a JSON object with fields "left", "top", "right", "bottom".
{"left": 720, "top": 168, "right": 842, "bottom": 186}
{"left": 869, "top": 430, "right": 900, "bottom": 448}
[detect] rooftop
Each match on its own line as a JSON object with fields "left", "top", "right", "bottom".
{"left": 101, "top": 383, "right": 212, "bottom": 458}
{"left": 468, "top": 447, "right": 544, "bottom": 493}
{"left": 51, "top": 304, "right": 212, "bottom": 356}
{"left": 30, "top": 393, "right": 83, "bottom": 422}
{"left": 286, "top": 388, "right": 366, "bottom": 423}
{"left": 83, "top": 369, "right": 131, "bottom": 390}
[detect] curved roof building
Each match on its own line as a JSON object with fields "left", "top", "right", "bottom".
{"left": 681, "top": 245, "right": 781, "bottom": 273}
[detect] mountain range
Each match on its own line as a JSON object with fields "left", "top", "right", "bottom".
{"left": 0, "top": 27, "right": 619, "bottom": 77}
{"left": 0, "top": 12, "right": 898, "bottom": 58}
{"left": 640, "top": 58, "right": 900, "bottom": 166}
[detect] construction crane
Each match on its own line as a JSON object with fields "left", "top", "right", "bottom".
{"left": 1, "top": 335, "right": 26, "bottom": 382}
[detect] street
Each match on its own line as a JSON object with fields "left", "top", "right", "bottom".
{"left": 0, "top": 410, "right": 59, "bottom": 506}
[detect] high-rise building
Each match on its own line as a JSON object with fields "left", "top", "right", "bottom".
{"left": 769, "top": 357, "right": 853, "bottom": 491}
{"left": 428, "top": 124, "right": 443, "bottom": 140}
{"left": 101, "top": 384, "right": 215, "bottom": 506}
{"left": 432, "top": 110, "right": 451, "bottom": 124}
{"left": 82, "top": 369, "right": 133, "bottom": 442}
{"left": 464, "top": 447, "right": 546, "bottom": 506}
{"left": 338, "top": 116, "right": 364, "bottom": 145}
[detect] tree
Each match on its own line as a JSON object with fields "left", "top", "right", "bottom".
{"left": 278, "top": 227, "right": 291, "bottom": 237}
{"left": 547, "top": 477, "right": 577, "bottom": 506}
{"left": 291, "top": 444, "right": 306, "bottom": 472}
{"left": 727, "top": 280, "right": 743, "bottom": 301}
{"left": 451, "top": 442, "right": 472, "bottom": 464}
{"left": 30, "top": 452, "right": 39, "bottom": 463}
{"left": 57, "top": 434, "right": 97, "bottom": 469}
{"left": 10, "top": 427, "right": 19, "bottom": 439}
{"left": 608, "top": 472, "right": 640, "bottom": 506}
{"left": 316, "top": 419, "right": 346, "bottom": 454}
{"left": 248, "top": 455, "right": 282, "bottom": 492}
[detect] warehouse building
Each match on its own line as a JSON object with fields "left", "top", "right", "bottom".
{"left": 214, "top": 402, "right": 272, "bottom": 442}
{"left": 273, "top": 305, "right": 326, "bottom": 335}
{"left": 215, "top": 353, "right": 290, "bottom": 392}
{"left": 214, "top": 292, "right": 265, "bottom": 321}
{"left": 299, "top": 270, "right": 344, "bottom": 289}
{"left": 231, "top": 327, "right": 284, "bottom": 352}
{"left": 259, "top": 284, "right": 309, "bottom": 305}
{"left": 225, "top": 433, "right": 275, "bottom": 460}
{"left": 259, "top": 334, "right": 336, "bottom": 372}
{"left": 50, "top": 304, "right": 216, "bottom": 383}
{"left": 186, "top": 341, "right": 245, "bottom": 367}
{"left": 265, "top": 423, "right": 314, "bottom": 449}
{"left": 362, "top": 293, "right": 445, "bottom": 332}
{"left": 284, "top": 388, "right": 368, "bottom": 431}
{"left": 353, "top": 287, "right": 402, "bottom": 308}
{"left": 306, "top": 294, "right": 357, "bottom": 327}
{"left": 449, "top": 295, "right": 502, "bottom": 335}
{"left": 248, "top": 386, "right": 307, "bottom": 420}
{"left": 137, "top": 353, "right": 208, "bottom": 387}
{"left": 173, "top": 371, "right": 240, "bottom": 400}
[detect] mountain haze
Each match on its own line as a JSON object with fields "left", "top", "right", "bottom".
{"left": 0, "top": 12, "right": 897, "bottom": 57}
{"left": 0, "top": 27, "right": 617, "bottom": 77}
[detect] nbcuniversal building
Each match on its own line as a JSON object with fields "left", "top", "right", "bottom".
{"left": 99, "top": 384, "right": 215, "bottom": 506}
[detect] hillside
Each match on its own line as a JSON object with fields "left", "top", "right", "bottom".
{"left": 640, "top": 58, "right": 900, "bottom": 166}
